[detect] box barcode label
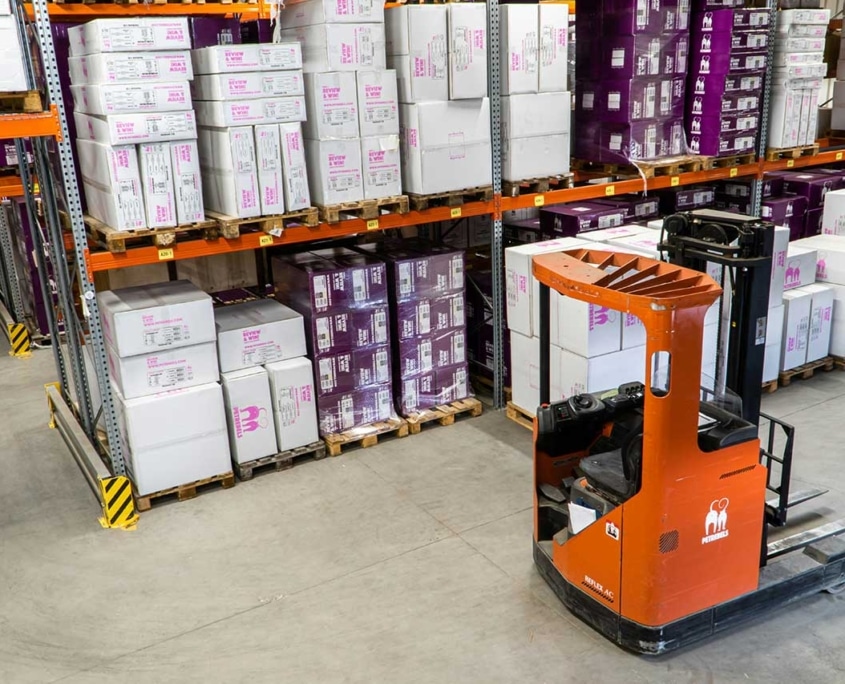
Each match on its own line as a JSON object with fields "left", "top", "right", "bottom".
{"left": 377, "top": 388, "right": 391, "bottom": 420}
{"left": 143, "top": 324, "right": 186, "bottom": 348}
{"left": 374, "top": 310, "right": 387, "bottom": 343}
{"left": 398, "top": 262, "right": 413, "bottom": 296}
{"left": 319, "top": 358, "right": 335, "bottom": 392}
{"left": 315, "top": 316, "right": 331, "bottom": 352}
{"left": 147, "top": 364, "right": 190, "bottom": 388}
{"left": 453, "top": 333, "right": 466, "bottom": 363}
{"left": 313, "top": 275, "right": 329, "bottom": 310}
{"left": 340, "top": 395, "right": 355, "bottom": 429}
{"left": 352, "top": 269, "right": 368, "bottom": 303}
{"left": 375, "top": 350, "right": 389, "bottom": 383}
{"left": 403, "top": 379, "right": 419, "bottom": 414}
{"left": 418, "top": 301, "right": 431, "bottom": 335}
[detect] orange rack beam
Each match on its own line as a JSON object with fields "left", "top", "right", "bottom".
{"left": 28, "top": 2, "right": 264, "bottom": 19}
{"left": 0, "top": 106, "right": 61, "bottom": 140}
{"left": 0, "top": 175, "right": 24, "bottom": 198}
{"left": 86, "top": 199, "right": 495, "bottom": 272}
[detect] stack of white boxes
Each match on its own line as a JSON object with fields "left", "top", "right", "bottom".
{"left": 70, "top": 18, "right": 205, "bottom": 231}
{"left": 191, "top": 43, "right": 310, "bottom": 219}
{"left": 279, "top": 0, "right": 401, "bottom": 207}
{"left": 769, "top": 9, "right": 829, "bottom": 149}
{"left": 500, "top": 4, "right": 571, "bottom": 182}
{"left": 0, "top": 0, "right": 27, "bottom": 93}
{"left": 98, "top": 281, "right": 230, "bottom": 496}
{"left": 386, "top": 5, "right": 492, "bottom": 195}
{"left": 762, "top": 226, "right": 790, "bottom": 383}
{"left": 505, "top": 236, "right": 650, "bottom": 415}
{"left": 215, "top": 298, "right": 319, "bottom": 465}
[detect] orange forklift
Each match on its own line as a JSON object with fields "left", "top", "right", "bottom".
{"left": 532, "top": 211, "right": 845, "bottom": 654}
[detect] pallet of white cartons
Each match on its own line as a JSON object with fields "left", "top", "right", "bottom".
{"left": 133, "top": 471, "right": 235, "bottom": 512}
{"left": 322, "top": 416, "right": 409, "bottom": 457}
{"left": 234, "top": 441, "right": 327, "bottom": 481}
{"left": 571, "top": 155, "right": 704, "bottom": 180}
{"left": 317, "top": 195, "right": 409, "bottom": 224}
{"left": 404, "top": 398, "right": 483, "bottom": 435}
{"left": 762, "top": 379, "right": 779, "bottom": 395}
{"left": 505, "top": 401, "right": 533, "bottom": 432}
{"left": 407, "top": 185, "right": 493, "bottom": 212}
{"left": 205, "top": 208, "right": 319, "bottom": 238}
{"left": 778, "top": 356, "right": 835, "bottom": 388}
{"left": 764, "top": 144, "right": 820, "bottom": 162}
{"left": 502, "top": 175, "right": 574, "bottom": 198}
{"left": 84, "top": 214, "right": 218, "bottom": 254}
{"left": 700, "top": 153, "right": 757, "bottom": 170}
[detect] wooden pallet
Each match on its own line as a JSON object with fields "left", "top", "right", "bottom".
{"left": 762, "top": 379, "right": 779, "bottom": 395}
{"left": 572, "top": 155, "right": 704, "bottom": 179}
{"left": 317, "top": 195, "right": 409, "bottom": 224}
{"left": 404, "top": 398, "right": 483, "bottom": 435}
{"left": 408, "top": 185, "right": 494, "bottom": 211}
{"left": 505, "top": 401, "right": 534, "bottom": 431}
{"left": 235, "top": 441, "right": 327, "bottom": 481}
{"left": 778, "top": 356, "right": 835, "bottom": 387}
{"left": 206, "top": 208, "right": 320, "bottom": 239}
{"left": 323, "top": 416, "right": 409, "bottom": 457}
{"left": 85, "top": 215, "right": 219, "bottom": 254}
{"left": 470, "top": 372, "right": 512, "bottom": 401}
{"left": 134, "top": 471, "right": 235, "bottom": 512}
{"left": 701, "top": 153, "right": 757, "bottom": 170}
{"left": 765, "top": 144, "right": 820, "bottom": 162}
{"left": 0, "top": 91, "right": 42, "bottom": 114}
{"left": 502, "top": 174, "right": 574, "bottom": 197}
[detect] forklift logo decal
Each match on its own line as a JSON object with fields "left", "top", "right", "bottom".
{"left": 605, "top": 522, "right": 620, "bottom": 541}
{"left": 702, "top": 498, "right": 730, "bottom": 544}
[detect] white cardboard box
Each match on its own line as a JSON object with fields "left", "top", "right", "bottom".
{"left": 76, "top": 139, "right": 146, "bottom": 231}
{"left": 279, "top": 0, "right": 384, "bottom": 28}
{"left": 138, "top": 143, "right": 177, "bottom": 229}
{"left": 799, "top": 283, "right": 834, "bottom": 363}
{"left": 356, "top": 70, "right": 400, "bottom": 137}
{"left": 770, "top": 225, "right": 790, "bottom": 307}
{"left": 279, "top": 24, "right": 386, "bottom": 73}
{"left": 279, "top": 122, "right": 312, "bottom": 211}
{"left": 539, "top": 3, "right": 568, "bottom": 92}
{"left": 266, "top": 357, "right": 319, "bottom": 451}
{"left": 194, "top": 97, "right": 306, "bottom": 127}
{"left": 170, "top": 140, "right": 205, "bottom": 225}
{"left": 191, "top": 71, "right": 304, "bottom": 101}
{"left": 68, "top": 18, "right": 191, "bottom": 56}
{"left": 221, "top": 367, "right": 278, "bottom": 465}
{"left": 551, "top": 295, "right": 622, "bottom": 358}
{"left": 448, "top": 3, "right": 488, "bottom": 100}
{"left": 197, "top": 126, "right": 260, "bottom": 219}
{"left": 304, "top": 138, "right": 364, "bottom": 205}
{"left": 107, "top": 341, "right": 219, "bottom": 399}
{"left": 509, "top": 330, "right": 563, "bottom": 415}
{"left": 191, "top": 44, "right": 302, "bottom": 74}
{"left": 0, "top": 16, "right": 27, "bottom": 92}
{"left": 767, "top": 304, "right": 785, "bottom": 347}
{"left": 361, "top": 135, "right": 402, "bottom": 199}
{"left": 558, "top": 345, "right": 647, "bottom": 398}
{"left": 98, "top": 280, "right": 216, "bottom": 357}
{"left": 391, "top": 54, "right": 449, "bottom": 104}
{"left": 763, "top": 341, "right": 781, "bottom": 383}
{"left": 500, "top": 4, "right": 539, "bottom": 95}
{"left": 255, "top": 124, "right": 286, "bottom": 216}
{"left": 501, "top": 92, "right": 571, "bottom": 139}
{"left": 113, "top": 382, "right": 231, "bottom": 496}
{"left": 622, "top": 312, "right": 646, "bottom": 349}
{"left": 784, "top": 245, "right": 818, "bottom": 291}
{"left": 386, "top": 6, "right": 448, "bottom": 101}
{"left": 505, "top": 236, "right": 588, "bottom": 338}
{"left": 302, "top": 72, "right": 360, "bottom": 140}
{"left": 822, "top": 188, "right": 845, "bottom": 236}
{"left": 503, "top": 134, "right": 570, "bottom": 182}
{"left": 68, "top": 52, "right": 192, "bottom": 85}
{"left": 794, "top": 235, "right": 845, "bottom": 284}
{"left": 399, "top": 99, "right": 492, "bottom": 194}
{"left": 579, "top": 225, "right": 653, "bottom": 243}
{"left": 781, "top": 288, "right": 812, "bottom": 370}
{"left": 70, "top": 81, "right": 192, "bottom": 116}
{"left": 75, "top": 111, "right": 197, "bottom": 146}
{"left": 215, "top": 299, "right": 306, "bottom": 373}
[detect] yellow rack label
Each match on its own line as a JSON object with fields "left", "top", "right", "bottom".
{"left": 259, "top": 234, "right": 273, "bottom": 247}
{"left": 730, "top": 167, "right": 739, "bottom": 178}
{"left": 787, "top": 160, "right": 795, "bottom": 168}
{"left": 670, "top": 176, "right": 680, "bottom": 187}
{"left": 366, "top": 219, "right": 379, "bottom": 230}
{"left": 450, "top": 207, "right": 462, "bottom": 218}
{"left": 534, "top": 195, "right": 545, "bottom": 207}
{"left": 157, "top": 248, "right": 174, "bottom": 261}
{"left": 605, "top": 185, "right": 616, "bottom": 197}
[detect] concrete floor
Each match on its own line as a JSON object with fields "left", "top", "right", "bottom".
{"left": 4, "top": 343, "right": 845, "bottom": 684}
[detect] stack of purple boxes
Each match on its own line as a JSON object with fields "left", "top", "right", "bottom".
{"left": 686, "top": 5, "right": 771, "bottom": 157}
{"left": 537, "top": 194, "right": 660, "bottom": 239}
{"left": 466, "top": 269, "right": 511, "bottom": 388}
{"left": 356, "top": 241, "right": 469, "bottom": 416}
{"left": 573, "top": 1, "right": 690, "bottom": 165}
{"left": 272, "top": 248, "right": 395, "bottom": 435}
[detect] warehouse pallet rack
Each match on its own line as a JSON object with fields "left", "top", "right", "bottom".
{"left": 13, "top": 0, "right": 845, "bottom": 525}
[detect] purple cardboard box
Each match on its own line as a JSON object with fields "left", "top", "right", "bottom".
{"left": 575, "top": 117, "right": 686, "bottom": 165}
{"left": 189, "top": 17, "right": 241, "bottom": 48}
{"left": 690, "top": 45, "right": 768, "bottom": 77}
{"left": 691, "top": 72, "right": 765, "bottom": 100}
{"left": 693, "top": 29, "right": 768, "bottom": 56}
{"left": 395, "top": 292, "right": 464, "bottom": 340}
{"left": 593, "top": 194, "right": 661, "bottom": 220}
{"left": 273, "top": 251, "right": 388, "bottom": 314}
{"left": 308, "top": 306, "right": 390, "bottom": 356}
{"left": 693, "top": 8, "right": 769, "bottom": 33}
{"left": 762, "top": 195, "right": 808, "bottom": 241}
{"left": 0, "top": 139, "right": 31, "bottom": 168}
{"left": 504, "top": 218, "right": 543, "bottom": 244}
{"left": 396, "top": 329, "right": 466, "bottom": 377}
{"left": 804, "top": 168, "right": 845, "bottom": 185}
{"left": 540, "top": 202, "right": 626, "bottom": 237}
{"left": 687, "top": 130, "right": 756, "bottom": 157}
{"left": 803, "top": 208, "right": 824, "bottom": 238}
{"left": 687, "top": 112, "right": 759, "bottom": 138}
{"left": 318, "top": 383, "right": 394, "bottom": 435}
{"left": 578, "top": 0, "right": 690, "bottom": 36}
{"left": 577, "top": 77, "right": 685, "bottom": 123}
{"left": 355, "top": 242, "right": 464, "bottom": 302}
{"left": 577, "top": 31, "right": 689, "bottom": 81}
{"left": 714, "top": 195, "right": 753, "bottom": 215}
{"left": 397, "top": 363, "right": 470, "bottom": 415}
{"left": 719, "top": 176, "right": 784, "bottom": 199}
{"left": 658, "top": 185, "right": 716, "bottom": 213}
{"left": 240, "top": 19, "right": 273, "bottom": 44}
{"left": 315, "top": 345, "right": 391, "bottom": 397}
{"left": 688, "top": 90, "right": 761, "bottom": 117}
{"left": 782, "top": 172, "right": 844, "bottom": 210}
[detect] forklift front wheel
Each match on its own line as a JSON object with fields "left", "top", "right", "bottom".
{"left": 825, "top": 579, "right": 845, "bottom": 595}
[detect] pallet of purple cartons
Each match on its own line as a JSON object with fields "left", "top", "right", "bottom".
{"left": 762, "top": 195, "right": 808, "bottom": 242}
{"left": 592, "top": 194, "right": 661, "bottom": 222}
{"left": 539, "top": 202, "right": 626, "bottom": 238}
{"left": 466, "top": 268, "right": 511, "bottom": 391}
{"left": 657, "top": 185, "right": 716, "bottom": 214}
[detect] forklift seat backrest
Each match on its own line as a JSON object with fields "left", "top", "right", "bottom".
{"left": 697, "top": 401, "right": 758, "bottom": 452}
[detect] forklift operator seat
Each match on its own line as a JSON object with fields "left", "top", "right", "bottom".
{"left": 580, "top": 414, "right": 645, "bottom": 504}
